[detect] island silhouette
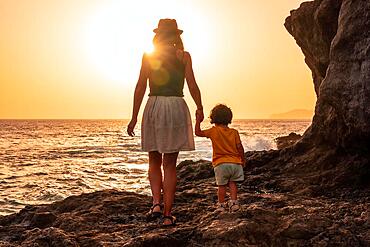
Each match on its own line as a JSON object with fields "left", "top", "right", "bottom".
{"left": 269, "top": 109, "right": 313, "bottom": 119}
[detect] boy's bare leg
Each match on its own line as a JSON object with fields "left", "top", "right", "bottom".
{"left": 218, "top": 185, "right": 227, "bottom": 203}
{"left": 148, "top": 151, "right": 162, "bottom": 212}
{"left": 229, "top": 181, "right": 238, "bottom": 201}
{"left": 162, "top": 152, "right": 179, "bottom": 220}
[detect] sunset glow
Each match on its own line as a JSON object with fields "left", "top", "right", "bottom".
{"left": 84, "top": 1, "right": 212, "bottom": 83}
{"left": 0, "top": 0, "right": 314, "bottom": 119}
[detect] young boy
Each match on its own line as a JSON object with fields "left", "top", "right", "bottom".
{"left": 195, "top": 104, "right": 245, "bottom": 212}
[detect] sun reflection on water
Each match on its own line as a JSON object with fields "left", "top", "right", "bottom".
{"left": 0, "top": 119, "right": 311, "bottom": 215}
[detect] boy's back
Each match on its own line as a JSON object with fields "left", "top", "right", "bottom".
{"left": 203, "top": 126, "right": 243, "bottom": 167}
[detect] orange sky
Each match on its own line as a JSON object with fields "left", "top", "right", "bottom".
{"left": 0, "top": 0, "right": 315, "bottom": 119}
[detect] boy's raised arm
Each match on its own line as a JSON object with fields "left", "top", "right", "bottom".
{"left": 195, "top": 119, "right": 206, "bottom": 137}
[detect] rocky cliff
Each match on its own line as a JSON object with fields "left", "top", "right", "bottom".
{"left": 285, "top": 0, "right": 370, "bottom": 150}
{"left": 269, "top": 0, "right": 370, "bottom": 191}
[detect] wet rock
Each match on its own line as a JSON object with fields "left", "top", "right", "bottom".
{"left": 0, "top": 159, "right": 368, "bottom": 246}
{"left": 275, "top": 133, "right": 302, "bottom": 150}
{"left": 177, "top": 159, "right": 213, "bottom": 181}
{"left": 21, "top": 227, "right": 79, "bottom": 247}
{"left": 0, "top": 242, "right": 16, "bottom": 247}
{"left": 280, "top": 222, "right": 315, "bottom": 240}
{"left": 30, "top": 212, "right": 57, "bottom": 228}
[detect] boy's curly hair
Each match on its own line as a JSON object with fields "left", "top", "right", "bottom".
{"left": 210, "top": 104, "right": 233, "bottom": 125}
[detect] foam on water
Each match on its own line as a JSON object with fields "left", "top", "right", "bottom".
{"left": 243, "top": 136, "right": 276, "bottom": 151}
{"left": 0, "top": 119, "right": 310, "bottom": 215}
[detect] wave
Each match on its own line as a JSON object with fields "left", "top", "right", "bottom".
{"left": 243, "top": 136, "right": 276, "bottom": 151}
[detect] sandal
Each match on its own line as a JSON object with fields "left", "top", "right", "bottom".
{"left": 162, "top": 215, "right": 176, "bottom": 227}
{"left": 228, "top": 200, "right": 240, "bottom": 212}
{"left": 146, "top": 203, "right": 162, "bottom": 220}
{"left": 215, "top": 202, "right": 226, "bottom": 213}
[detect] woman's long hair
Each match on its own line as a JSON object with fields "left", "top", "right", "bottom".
{"left": 153, "top": 33, "right": 184, "bottom": 51}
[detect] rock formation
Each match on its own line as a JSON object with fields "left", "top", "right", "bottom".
{"left": 285, "top": 0, "right": 370, "bottom": 150}
{"left": 275, "top": 132, "right": 302, "bottom": 149}
{"left": 259, "top": 0, "right": 370, "bottom": 191}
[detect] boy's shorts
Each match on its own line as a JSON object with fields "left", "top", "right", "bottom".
{"left": 213, "top": 163, "right": 244, "bottom": 186}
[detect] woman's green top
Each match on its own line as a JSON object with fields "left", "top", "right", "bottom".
{"left": 146, "top": 48, "right": 185, "bottom": 97}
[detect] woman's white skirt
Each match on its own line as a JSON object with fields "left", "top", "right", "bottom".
{"left": 141, "top": 96, "right": 195, "bottom": 153}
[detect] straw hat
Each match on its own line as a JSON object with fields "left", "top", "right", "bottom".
{"left": 153, "top": 19, "right": 183, "bottom": 34}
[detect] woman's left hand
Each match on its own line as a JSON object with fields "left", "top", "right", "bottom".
{"left": 196, "top": 109, "right": 204, "bottom": 122}
{"left": 127, "top": 118, "right": 137, "bottom": 136}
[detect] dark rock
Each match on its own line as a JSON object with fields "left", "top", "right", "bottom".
{"left": 275, "top": 132, "right": 302, "bottom": 150}
{"left": 0, "top": 242, "right": 16, "bottom": 247}
{"left": 177, "top": 159, "right": 213, "bottom": 182}
{"left": 30, "top": 212, "right": 57, "bottom": 228}
{"left": 249, "top": 0, "right": 370, "bottom": 192}
{"left": 21, "top": 227, "right": 79, "bottom": 247}
{"left": 285, "top": 0, "right": 370, "bottom": 151}
{"left": 280, "top": 222, "right": 316, "bottom": 239}
{"left": 0, "top": 160, "right": 368, "bottom": 246}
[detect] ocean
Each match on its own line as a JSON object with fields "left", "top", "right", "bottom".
{"left": 0, "top": 119, "right": 311, "bottom": 215}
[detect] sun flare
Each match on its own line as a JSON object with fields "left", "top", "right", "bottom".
{"left": 84, "top": 1, "right": 212, "bottom": 84}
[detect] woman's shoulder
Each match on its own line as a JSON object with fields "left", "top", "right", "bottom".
{"left": 182, "top": 50, "right": 191, "bottom": 58}
{"left": 143, "top": 52, "right": 155, "bottom": 59}
{"left": 141, "top": 53, "right": 152, "bottom": 67}
{"left": 142, "top": 52, "right": 150, "bottom": 62}
{"left": 176, "top": 50, "right": 191, "bottom": 64}
{"left": 142, "top": 52, "right": 159, "bottom": 64}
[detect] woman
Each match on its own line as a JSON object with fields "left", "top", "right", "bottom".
{"left": 127, "top": 19, "right": 203, "bottom": 226}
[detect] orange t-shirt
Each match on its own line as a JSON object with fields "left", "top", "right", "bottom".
{"left": 203, "top": 126, "right": 243, "bottom": 167}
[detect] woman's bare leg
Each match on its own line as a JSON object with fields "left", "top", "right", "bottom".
{"left": 162, "top": 152, "right": 179, "bottom": 220}
{"left": 148, "top": 151, "right": 163, "bottom": 212}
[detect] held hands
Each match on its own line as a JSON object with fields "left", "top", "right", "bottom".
{"left": 195, "top": 108, "right": 204, "bottom": 122}
{"left": 127, "top": 118, "right": 137, "bottom": 137}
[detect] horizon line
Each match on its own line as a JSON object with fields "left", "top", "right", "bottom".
{"left": 0, "top": 118, "right": 313, "bottom": 121}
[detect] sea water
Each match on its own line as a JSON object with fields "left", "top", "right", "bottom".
{"left": 0, "top": 119, "right": 310, "bottom": 215}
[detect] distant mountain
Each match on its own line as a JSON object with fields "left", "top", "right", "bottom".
{"left": 269, "top": 109, "right": 313, "bottom": 119}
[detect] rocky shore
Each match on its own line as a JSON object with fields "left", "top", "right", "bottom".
{"left": 0, "top": 157, "right": 369, "bottom": 246}
{"left": 1, "top": 0, "right": 370, "bottom": 246}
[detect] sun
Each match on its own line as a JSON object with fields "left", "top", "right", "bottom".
{"left": 84, "top": 1, "right": 213, "bottom": 85}
{"left": 84, "top": 2, "right": 155, "bottom": 83}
